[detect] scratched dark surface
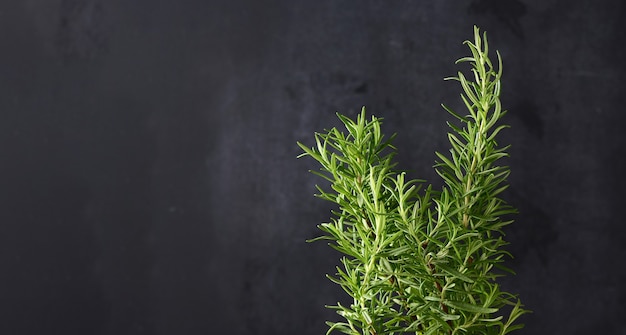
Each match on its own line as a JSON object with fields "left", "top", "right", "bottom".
{"left": 0, "top": 1, "right": 624, "bottom": 334}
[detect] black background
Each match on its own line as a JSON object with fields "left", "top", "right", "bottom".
{"left": 1, "top": 0, "right": 625, "bottom": 334}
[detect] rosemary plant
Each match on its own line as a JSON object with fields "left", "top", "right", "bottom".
{"left": 298, "top": 27, "right": 529, "bottom": 335}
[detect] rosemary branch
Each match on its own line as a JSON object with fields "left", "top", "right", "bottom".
{"left": 298, "top": 26, "right": 529, "bottom": 335}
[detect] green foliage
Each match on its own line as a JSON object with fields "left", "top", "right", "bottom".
{"left": 297, "top": 27, "right": 529, "bottom": 335}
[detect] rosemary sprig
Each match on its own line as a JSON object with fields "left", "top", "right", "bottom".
{"left": 298, "top": 26, "right": 529, "bottom": 335}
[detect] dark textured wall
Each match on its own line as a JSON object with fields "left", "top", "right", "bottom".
{"left": 0, "top": 1, "right": 624, "bottom": 334}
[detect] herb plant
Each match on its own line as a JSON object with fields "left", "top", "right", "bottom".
{"left": 297, "top": 27, "right": 529, "bottom": 335}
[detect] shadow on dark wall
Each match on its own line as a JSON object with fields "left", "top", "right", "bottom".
{"left": 0, "top": 171, "right": 109, "bottom": 334}
{"left": 0, "top": 102, "right": 160, "bottom": 334}
{"left": 511, "top": 99, "right": 544, "bottom": 139}
{"left": 469, "top": 0, "right": 527, "bottom": 40}
{"left": 56, "top": 0, "right": 109, "bottom": 64}
{"left": 504, "top": 187, "right": 559, "bottom": 267}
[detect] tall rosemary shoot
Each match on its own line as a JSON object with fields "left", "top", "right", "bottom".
{"left": 298, "top": 27, "right": 529, "bottom": 335}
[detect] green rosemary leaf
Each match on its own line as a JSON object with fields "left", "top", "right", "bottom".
{"left": 437, "top": 263, "right": 475, "bottom": 283}
{"left": 442, "top": 103, "right": 469, "bottom": 123}
{"left": 442, "top": 300, "right": 498, "bottom": 314}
